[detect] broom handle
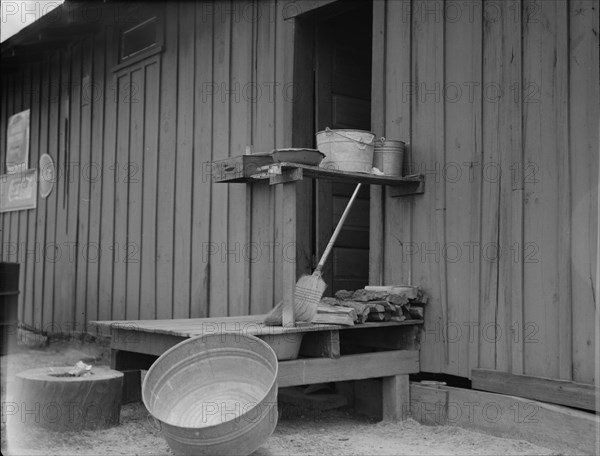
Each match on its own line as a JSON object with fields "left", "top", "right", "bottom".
{"left": 316, "top": 183, "right": 362, "bottom": 272}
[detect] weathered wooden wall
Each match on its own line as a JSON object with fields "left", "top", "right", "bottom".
{"left": 371, "top": 0, "right": 599, "bottom": 384}
{"left": 2, "top": 0, "right": 597, "bottom": 386}
{"left": 0, "top": 1, "right": 296, "bottom": 335}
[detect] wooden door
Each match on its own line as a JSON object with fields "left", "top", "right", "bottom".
{"left": 315, "top": 4, "right": 372, "bottom": 295}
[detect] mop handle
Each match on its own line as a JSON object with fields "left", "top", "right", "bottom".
{"left": 315, "top": 183, "right": 362, "bottom": 272}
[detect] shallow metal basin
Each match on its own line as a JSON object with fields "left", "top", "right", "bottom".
{"left": 142, "top": 333, "right": 278, "bottom": 456}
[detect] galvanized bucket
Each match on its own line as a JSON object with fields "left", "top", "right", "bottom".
{"left": 373, "top": 137, "right": 405, "bottom": 176}
{"left": 142, "top": 333, "right": 279, "bottom": 456}
{"left": 316, "top": 128, "right": 375, "bottom": 173}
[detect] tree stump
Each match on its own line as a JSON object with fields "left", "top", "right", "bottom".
{"left": 13, "top": 366, "right": 123, "bottom": 431}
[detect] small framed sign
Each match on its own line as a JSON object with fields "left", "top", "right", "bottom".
{"left": 39, "top": 154, "right": 55, "bottom": 198}
{"left": 6, "top": 109, "right": 30, "bottom": 174}
{"left": 0, "top": 169, "right": 37, "bottom": 213}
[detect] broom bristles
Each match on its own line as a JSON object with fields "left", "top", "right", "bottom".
{"left": 294, "top": 274, "right": 326, "bottom": 321}
{"left": 264, "top": 273, "right": 326, "bottom": 326}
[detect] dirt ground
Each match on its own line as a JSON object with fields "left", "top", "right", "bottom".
{"left": 1, "top": 339, "right": 561, "bottom": 456}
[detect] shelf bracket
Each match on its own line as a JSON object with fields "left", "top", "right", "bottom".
{"left": 270, "top": 168, "right": 304, "bottom": 185}
{"left": 389, "top": 180, "right": 425, "bottom": 197}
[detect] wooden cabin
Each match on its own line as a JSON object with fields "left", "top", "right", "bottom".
{"left": 1, "top": 0, "right": 598, "bottom": 408}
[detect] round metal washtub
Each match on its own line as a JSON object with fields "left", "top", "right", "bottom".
{"left": 142, "top": 333, "right": 279, "bottom": 456}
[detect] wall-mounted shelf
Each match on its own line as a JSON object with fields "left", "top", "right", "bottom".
{"left": 210, "top": 154, "right": 273, "bottom": 183}
{"left": 212, "top": 156, "right": 424, "bottom": 197}
{"left": 265, "top": 163, "right": 424, "bottom": 197}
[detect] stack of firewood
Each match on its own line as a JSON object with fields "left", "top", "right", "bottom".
{"left": 313, "top": 286, "right": 427, "bottom": 326}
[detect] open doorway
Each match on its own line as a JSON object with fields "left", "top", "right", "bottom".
{"left": 293, "top": 2, "right": 373, "bottom": 296}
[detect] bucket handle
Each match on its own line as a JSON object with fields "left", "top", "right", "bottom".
{"left": 324, "top": 127, "right": 374, "bottom": 150}
{"left": 375, "top": 136, "right": 386, "bottom": 147}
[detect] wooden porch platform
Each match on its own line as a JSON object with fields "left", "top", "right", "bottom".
{"left": 91, "top": 315, "right": 423, "bottom": 421}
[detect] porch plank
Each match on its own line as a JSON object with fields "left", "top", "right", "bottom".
{"left": 111, "top": 328, "right": 185, "bottom": 356}
{"left": 277, "top": 350, "right": 419, "bottom": 388}
{"left": 90, "top": 318, "right": 423, "bottom": 338}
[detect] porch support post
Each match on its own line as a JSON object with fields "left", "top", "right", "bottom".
{"left": 382, "top": 374, "right": 410, "bottom": 421}
{"left": 282, "top": 181, "right": 296, "bottom": 327}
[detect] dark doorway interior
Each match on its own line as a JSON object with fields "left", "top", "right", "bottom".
{"left": 294, "top": 2, "right": 373, "bottom": 295}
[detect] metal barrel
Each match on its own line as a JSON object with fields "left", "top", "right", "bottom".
{"left": 0, "top": 262, "right": 20, "bottom": 356}
{"left": 142, "top": 333, "right": 279, "bottom": 456}
{"left": 373, "top": 138, "right": 405, "bottom": 176}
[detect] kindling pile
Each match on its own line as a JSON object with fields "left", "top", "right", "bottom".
{"left": 314, "top": 286, "right": 428, "bottom": 326}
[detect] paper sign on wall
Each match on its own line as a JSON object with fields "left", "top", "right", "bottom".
{"left": 6, "top": 109, "right": 30, "bottom": 174}
{"left": 0, "top": 169, "right": 37, "bottom": 213}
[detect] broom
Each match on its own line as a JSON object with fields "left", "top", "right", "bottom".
{"left": 265, "top": 183, "right": 363, "bottom": 326}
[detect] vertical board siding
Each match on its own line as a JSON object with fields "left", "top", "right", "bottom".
{"left": 554, "top": 0, "right": 572, "bottom": 382}
{"left": 522, "top": 0, "right": 562, "bottom": 379}
{"left": 410, "top": 0, "right": 446, "bottom": 373}
{"left": 481, "top": 0, "right": 522, "bottom": 373}
{"left": 0, "top": 77, "right": 8, "bottom": 258}
{"left": 508, "top": 0, "right": 525, "bottom": 376}
{"left": 68, "top": 42, "right": 83, "bottom": 333}
{"left": 208, "top": 0, "right": 232, "bottom": 317}
{"left": 1, "top": 1, "right": 291, "bottom": 332}
{"left": 368, "top": 0, "right": 386, "bottom": 287}
{"left": 272, "top": 2, "right": 285, "bottom": 308}
{"left": 445, "top": 0, "right": 482, "bottom": 376}
{"left": 479, "top": 0, "right": 501, "bottom": 372}
{"left": 173, "top": 2, "right": 195, "bottom": 319}
{"left": 11, "top": 70, "right": 22, "bottom": 300}
{"left": 11, "top": 71, "right": 22, "bottom": 321}
{"left": 86, "top": 31, "right": 106, "bottom": 329}
{"left": 569, "top": 0, "right": 599, "bottom": 384}
{"left": 496, "top": 0, "right": 524, "bottom": 375}
{"left": 228, "top": 1, "right": 252, "bottom": 317}
{"left": 2, "top": 77, "right": 15, "bottom": 264}
{"left": 0, "top": 72, "right": 6, "bottom": 194}
{"left": 383, "top": 0, "right": 412, "bottom": 288}
{"left": 75, "top": 37, "right": 93, "bottom": 331}
{"left": 33, "top": 57, "right": 50, "bottom": 330}
{"left": 377, "top": 0, "right": 598, "bottom": 383}
{"left": 42, "top": 53, "right": 60, "bottom": 330}
{"left": 125, "top": 65, "right": 145, "bottom": 320}
{"left": 276, "top": 0, "right": 297, "bottom": 306}
{"left": 139, "top": 60, "right": 160, "bottom": 320}
{"left": 23, "top": 65, "right": 37, "bottom": 328}
{"left": 190, "top": 0, "right": 214, "bottom": 319}
{"left": 112, "top": 71, "right": 131, "bottom": 322}
{"left": 250, "top": 0, "right": 278, "bottom": 314}
{"left": 155, "top": 5, "right": 178, "bottom": 320}
{"left": 53, "top": 48, "right": 72, "bottom": 332}
{"left": 98, "top": 29, "right": 117, "bottom": 327}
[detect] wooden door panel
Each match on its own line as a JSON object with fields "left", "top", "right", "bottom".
{"left": 315, "top": 3, "right": 372, "bottom": 295}
{"left": 334, "top": 227, "right": 369, "bottom": 249}
{"left": 333, "top": 182, "right": 370, "bottom": 197}
{"left": 333, "top": 196, "right": 370, "bottom": 227}
{"left": 333, "top": 248, "right": 370, "bottom": 291}
{"left": 334, "top": 248, "right": 370, "bottom": 277}
{"left": 333, "top": 45, "right": 372, "bottom": 100}
{"left": 332, "top": 95, "right": 371, "bottom": 129}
